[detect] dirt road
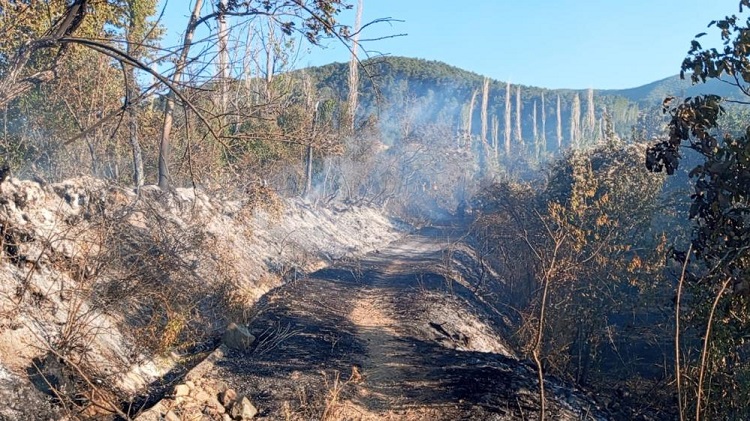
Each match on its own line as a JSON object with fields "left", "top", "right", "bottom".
{"left": 191, "top": 225, "right": 608, "bottom": 420}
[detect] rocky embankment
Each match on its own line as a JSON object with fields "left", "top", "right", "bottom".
{"left": 0, "top": 176, "right": 401, "bottom": 420}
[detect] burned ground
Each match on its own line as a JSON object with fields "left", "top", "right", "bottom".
{"left": 186, "top": 222, "right": 610, "bottom": 420}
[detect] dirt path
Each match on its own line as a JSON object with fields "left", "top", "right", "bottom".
{"left": 160, "top": 224, "right": 610, "bottom": 420}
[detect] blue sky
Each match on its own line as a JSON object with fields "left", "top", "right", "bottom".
{"left": 158, "top": 0, "right": 741, "bottom": 90}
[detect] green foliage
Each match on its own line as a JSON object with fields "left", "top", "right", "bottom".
{"left": 645, "top": 2, "right": 750, "bottom": 417}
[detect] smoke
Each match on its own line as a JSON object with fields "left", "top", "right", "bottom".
{"left": 303, "top": 78, "right": 495, "bottom": 221}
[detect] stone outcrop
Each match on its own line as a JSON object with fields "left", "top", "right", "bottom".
{"left": 221, "top": 323, "right": 256, "bottom": 351}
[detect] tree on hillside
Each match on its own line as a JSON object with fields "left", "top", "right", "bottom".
{"left": 646, "top": 2, "right": 750, "bottom": 417}
{"left": 585, "top": 88, "right": 595, "bottom": 141}
{"left": 556, "top": 94, "right": 563, "bottom": 151}
{"left": 515, "top": 85, "right": 523, "bottom": 146}
{"left": 462, "top": 88, "right": 478, "bottom": 148}
{"left": 532, "top": 100, "right": 539, "bottom": 160}
{"left": 492, "top": 114, "right": 500, "bottom": 160}
{"left": 481, "top": 77, "right": 490, "bottom": 146}
{"left": 541, "top": 91, "right": 547, "bottom": 152}
{"left": 505, "top": 82, "right": 512, "bottom": 156}
{"left": 570, "top": 93, "right": 581, "bottom": 149}
{"left": 346, "top": 0, "right": 364, "bottom": 133}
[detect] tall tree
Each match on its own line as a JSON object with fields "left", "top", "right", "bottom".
{"left": 556, "top": 94, "right": 563, "bottom": 151}
{"left": 505, "top": 82, "right": 512, "bottom": 156}
{"left": 217, "top": 0, "right": 229, "bottom": 121}
{"left": 123, "top": 0, "right": 159, "bottom": 188}
{"left": 491, "top": 114, "right": 499, "bottom": 160}
{"left": 532, "top": 100, "right": 539, "bottom": 159}
{"left": 585, "top": 87, "right": 595, "bottom": 140}
{"left": 463, "top": 88, "right": 478, "bottom": 149}
{"left": 515, "top": 85, "right": 522, "bottom": 146}
{"left": 158, "top": 0, "right": 203, "bottom": 189}
{"left": 480, "top": 76, "right": 490, "bottom": 146}
{"left": 570, "top": 93, "right": 581, "bottom": 149}
{"left": 541, "top": 91, "right": 547, "bottom": 152}
{"left": 346, "top": 0, "right": 363, "bottom": 133}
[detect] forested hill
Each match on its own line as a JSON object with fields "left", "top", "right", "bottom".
{"left": 302, "top": 56, "right": 740, "bottom": 153}
{"left": 603, "top": 74, "right": 742, "bottom": 103}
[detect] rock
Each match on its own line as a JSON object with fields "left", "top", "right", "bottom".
{"left": 185, "top": 380, "right": 195, "bottom": 390}
{"left": 220, "top": 388, "right": 237, "bottom": 407}
{"left": 174, "top": 384, "right": 190, "bottom": 397}
{"left": 229, "top": 396, "right": 258, "bottom": 420}
{"left": 222, "top": 323, "right": 256, "bottom": 351}
{"left": 207, "top": 397, "right": 226, "bottom": 414}
{"left": 222, "top": 414, "right": 233, "bottom": 421}
{"left": 164, "top": 410, "right": 181, "bottom": 421}
{"left": 194, "top": 390, "right": 211, "bottom": 402}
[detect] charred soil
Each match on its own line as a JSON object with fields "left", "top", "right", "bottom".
{"left": 166, "top": 222, "right": 610, "bottom": 420}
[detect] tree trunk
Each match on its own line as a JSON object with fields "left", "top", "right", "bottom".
{"left": 464, "top": 89, "right": 478, "bottom": 149}
{"left": 504, "top": 82, "right": 511, "bottom": 156}
{"left": 126, "top": 1, "right": 144, "bottom": 188}
{"left": 264, "top": 19, "right": 276, "bottom": 105}
{"left": 585, "top": 87, "right": 595, "bottom": 140}
{"left": 126, "top": 69, "right": 144, "bottom": 187}
{"left": 541, "top": 91, "right": 546, "bottom": 152}
{"left": 480, "top": 77, "right": 489, "bottom": 146}
{"left": 556, "top": 94, "right": 562, "bottom": 151}
{"left": 304, "top": 145, "right": 313, "bottom": 197}
{"left": 515, "top": 86, "right": 522, "bottom": 146}
{"left": 346, "top": 0, "right": 363, "bottom": 133}
{"left": 491, "top": 114, "right": 499, "bottom": 161}
{"left": 158, "top": 0, "right": 204, "bottom": 190}
{"left": 217, "top": 0, "right": 229, "bottom": 125}
{"left": 570, "top": 93, "right": 581, "bottom": 149}
{"left": 532, "top": 100, "right": 538, "bottom": 160}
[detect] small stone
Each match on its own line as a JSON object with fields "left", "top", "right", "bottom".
{"left": 174, "top": 384, "right": 190, "bottom": 397}
{"left": 194, "top": 390, "right": 211, "bottom": 402}
{"left": 220, "top": 388, "right": 237, "bottom": 407}
{"left": 207, "top": 397, "right": 226, "bottom": 414}
{"left": 222, "top": 323, "right": 256, "bottom": 351}
{"left": 222, "top": 414, "right": 232, "bottom": 421}
{"left": 164, "top": 410, "right": 181, "bottom": 421}
{"left": 215, "top": 380, "right": 228, "bottom": 393}
{"left": 185, "top": 381, "right": 195, "bottom": 390}
{"left": 229, "top": 396, "right": 258, "bottom": 420}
